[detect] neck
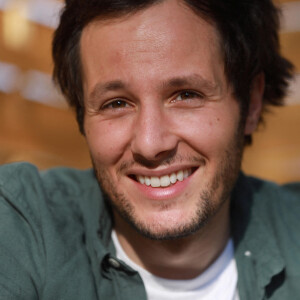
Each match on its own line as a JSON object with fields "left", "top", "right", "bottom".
{"left": 113, "top": 201, "right": 230, "bottom": 280}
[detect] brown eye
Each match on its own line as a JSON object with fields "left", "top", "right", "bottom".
{"left": 170, "top": 90, "right": 206, "bottom": 108}
{"left": 177, "top": 91, "right": 200, "bottom": 101}
{"left": 102, "top": 100, "right": 130, "bottom": 109}
{"left": 111, "top": 100, "right": 127, "bottom": 108}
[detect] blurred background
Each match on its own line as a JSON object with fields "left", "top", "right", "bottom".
{"left": 0, "top": 0, "right": 299, "bottom": 183}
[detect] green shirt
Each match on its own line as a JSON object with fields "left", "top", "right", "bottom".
{"left": 0, "top": 162, "right": 299, "bottom": 299}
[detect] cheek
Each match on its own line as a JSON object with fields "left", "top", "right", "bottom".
{"left": 170, "top": 106, "right": 240, "bottom": 156}
{"left": 84, "top": 117, "right": 133, "bottom": 165}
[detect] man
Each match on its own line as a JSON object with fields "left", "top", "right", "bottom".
{"left": 0, "top": 0, "right": 299, "bottom": 299}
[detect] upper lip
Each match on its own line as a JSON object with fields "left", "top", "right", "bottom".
{"left": 126, "top": 164, "right": 200, "bottom": 178}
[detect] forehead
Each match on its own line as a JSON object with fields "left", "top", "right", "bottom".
{"left": 80, "top": 0, "right": 223, "bottom": 94}
{"left": 81, "top": 0, "right": 220, "bottom": 52}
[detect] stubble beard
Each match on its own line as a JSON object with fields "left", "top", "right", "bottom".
{"left": 93, "top": 129, "right": 244, "bottom": 241}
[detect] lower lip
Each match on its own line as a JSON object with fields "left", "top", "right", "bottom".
{"left": 131, "top": 175, "right": 193, "bottom": 201}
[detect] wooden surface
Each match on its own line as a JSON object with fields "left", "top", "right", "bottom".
{"left": 0, "top": 93, "right": 90, "bottom": 170}
{"left": 243, "top": 105, "right": 300, "bottom": 183}
{"left": 281, "top": 32, "right": 300, "bottom": 71}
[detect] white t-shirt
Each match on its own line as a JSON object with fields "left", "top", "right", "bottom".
{"left": 112, "top": 231, "right": 239, "bottom": 300}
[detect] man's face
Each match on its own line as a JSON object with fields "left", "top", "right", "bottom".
{"left": 81, "top": 0, "right": 244, "bottom": 239}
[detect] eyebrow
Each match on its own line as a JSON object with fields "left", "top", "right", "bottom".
{"left": 163, "top": 74, "right": 219, "bottom": 92}
{"left": 88, "top": 73, "right": 219, "bottom": 102}
{"left": 89, "top": 80, "right": 127, "bottom": 102}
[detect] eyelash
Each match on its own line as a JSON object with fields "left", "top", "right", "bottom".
{"left": 100, "top": 90, "right": 204, "bottom": 111}
{"left": 101, "top": 99, "right": 131, "bottom": 110}
{"left": 173, "top": 90, "right": 204, "bottom": 102}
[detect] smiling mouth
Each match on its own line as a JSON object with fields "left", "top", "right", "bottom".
{"left": 130, "top": 168, "right": 197, "bottom": 188}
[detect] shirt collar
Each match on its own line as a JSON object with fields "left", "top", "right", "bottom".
{"left": 87, "top": 170, "right": 286, "bottom": 298}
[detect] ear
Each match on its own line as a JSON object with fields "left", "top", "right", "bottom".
{"left": 244, "top": 73, "right": 264, "bottom": 135}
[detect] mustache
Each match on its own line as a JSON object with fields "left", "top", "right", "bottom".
{"left": 117, "top": 154, "right": 206, "bottom": 174}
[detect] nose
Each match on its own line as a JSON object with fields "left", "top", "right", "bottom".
{"left": 131, "top": 104, "right": 178, "bottom": 165}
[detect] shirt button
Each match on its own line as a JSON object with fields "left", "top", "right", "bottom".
{"left": 108, "top": 257, "right": 121, "bottom": 269}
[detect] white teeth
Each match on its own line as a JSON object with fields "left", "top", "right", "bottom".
{"left": 136, "top": 168, "right": 193, "bottom": 188}
{"left": 138, "top": 175, "right": 145, "bottom": 184}
{"left": 150, "top": 177, "right": 160, "bottom": 188}
{"left": 170, "top": 173, "right": 177, "bottom": 184}
{"left": 160, "top": 175, "right": 170, "bottom": 187}
{"left": 145, "top": 176, "right": 151, "bottom": 186}
{"left": 177, "top": 170, "right": 184, "bottom": 181}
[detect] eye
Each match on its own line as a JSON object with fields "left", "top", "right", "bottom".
{"left": 101, "top": 99, "right": 131, "bottom": 110}
{"left": 170, "top": 90, "right": 205, "bottom": 108}
{"left": 175, "top": 91, "right": 203, "bottom": 101}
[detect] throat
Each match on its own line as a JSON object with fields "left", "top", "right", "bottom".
{"left": 112, "top": 225, "right": 230, "bottom": 280}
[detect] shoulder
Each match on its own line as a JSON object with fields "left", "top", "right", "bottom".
{"left": 0, "top": 162, "right": 103, "bottom": 297}
{"left": 0, "top": 162, "right": 98, "bottom": 215}
{"left": 235, "top": 174, "right": 300, "bottom": 259}
{"left": 0, "top": 161, "right": 94, "bottom": 193}
{"left": 233, "top": 176, "right": 300, "bottom": 300}
{"left": 0, "top": 162, "right": 104, "bottom": 239}
{"left": 0, "top": 162, "right": 47, "bottom": 297}
{"left": 232, "top": 174, "right": 300, "bottom": 250}
{"left": 0, "top": 162, "right": 45, "bottom": 227}
{"left": 0, "top": 161, "right": 41, "bottom": 198}
{"left": 244, "top": 175, "right": 300, "bottom": 218}
{"left": 234, "top": 173, "right": 299, "bottom": 209}
{"left": 0, "top": 160, "right": 98, "bottom": 231}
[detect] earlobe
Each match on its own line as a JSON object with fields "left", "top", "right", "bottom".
{"left": 244, "top": 73, "right": 264, "bottom": 135}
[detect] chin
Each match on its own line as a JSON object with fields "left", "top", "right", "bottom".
{"left": 97, "top": 167, "right": 233, "bottom": 241}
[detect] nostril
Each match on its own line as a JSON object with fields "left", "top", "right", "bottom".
{"left": 132, "top": 146, "right": 178, "bottom": 168}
